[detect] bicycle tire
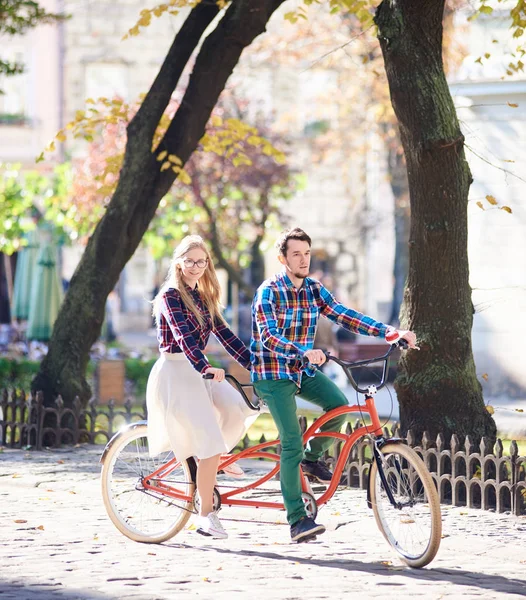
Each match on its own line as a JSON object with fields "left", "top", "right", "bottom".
{"left": 101, "top": 424, "right": 194, "bottom": 543}
{"left": 369, "top": 442, "right": 441, "bottom": 568}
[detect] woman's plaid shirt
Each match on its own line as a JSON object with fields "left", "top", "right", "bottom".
{"left": 250, "top": 272, "right": 390, "bottom": 386}
{"left": 157, "top": 287, "right": 251, "bottom": 373}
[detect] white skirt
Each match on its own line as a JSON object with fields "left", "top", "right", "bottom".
{"left": 146, "top": 352, "right": 258, "bottom": 460}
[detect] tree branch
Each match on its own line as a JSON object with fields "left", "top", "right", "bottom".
{"left": 127, "top": 1, "right": 220, "bottom": 146}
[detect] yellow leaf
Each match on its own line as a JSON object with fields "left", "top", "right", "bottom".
{"left": 56, "top": 131, "right": 66, "bottom": 142}
{"left": 168, "top": 154, "right": 182, "bottom": 165}
{"left": 36, "top": 525, "right": 44, "bottom": 531}
{"left": 35, "top": 152, "right": 45, "bottom": 163}
{"left": 482, "top": 373, "right": 489, "bottom": 381}
{"left": 500, "top": 206, "right": 513, "bottom": 214}
{"left": 178, "top": 170, "right": 191, "bottom": 185}
{"left": 171, "top": 166, "right": 181, "bottom": 174}
{"left": 211, "top": 115, "right": 223, "bottom": 127}
{"left": 14, "top": 519, "right": 27, "bottom": 523}
{"left": 75, "top": 110, "right": 86, "bottom": 121}
{"left": 476, "top": 201, "right": 484, "bottom": 210}
{"left": 160, "top": 161, "right": 171, "bottom": 171}
{"left": 515, "top": 408, "right": 524, "bottom": 413}
{"left": 486, "top": 405, "right": 495, "bottom": 415}
{"left": 47, "top": 141, "right": 56, "bottom": 153}
{"left": 485, "top": 194, "right": 498, "bottom": 205}
{"left": 507, "top": 102, "right": 519, "bottom": 108}
{"left": 157, "top": 150, "right": 167, "bottom": 162}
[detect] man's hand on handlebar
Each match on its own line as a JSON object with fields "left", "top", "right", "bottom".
{"left": 386, "top": 329, "right": 419, "bottom": 350}
{"left": 303, "top": 349, "right": 327, "bottom": 366}
{"left": 203, "top": 367, "right": 225, "bottom": 382}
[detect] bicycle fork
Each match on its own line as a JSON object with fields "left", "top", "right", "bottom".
{"left": 367, "top": 438, "right": 404, "bottom": 510}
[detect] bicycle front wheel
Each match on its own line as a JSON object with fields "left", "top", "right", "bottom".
{"left": 369, "top": 442, "right": 441, "bottom": 568}
{"left": 101, "top": 424, "right": 195, "bottom": 543}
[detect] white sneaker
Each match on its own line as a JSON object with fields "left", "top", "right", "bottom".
{"left": 220, "top": 456, "right": 245, "bottom": 478}
{"left": 196, "top": 512, "right": 228, "bottom": 539}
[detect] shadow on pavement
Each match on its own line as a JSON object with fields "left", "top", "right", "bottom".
{"left": 0, "top": 582, "right": 119, "bottom": 600}
{"left": 176, "top": 544, "right": 526, "bottom": 597}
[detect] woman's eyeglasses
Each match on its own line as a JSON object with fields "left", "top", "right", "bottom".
{"left": 182, "top": 258, "right": 208, "bottom": 269}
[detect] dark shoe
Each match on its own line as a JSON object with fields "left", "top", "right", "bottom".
{"left": 290, "top": 516, "right": 326, "bottom": 543}
{"left": 301, "top": 459, "right": 333, "bottom": 484}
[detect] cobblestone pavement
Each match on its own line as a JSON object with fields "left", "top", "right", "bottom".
{"left": 1, "top": 445, "right": 525, "bottom": 600}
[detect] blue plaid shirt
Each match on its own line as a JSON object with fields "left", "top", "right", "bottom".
{"left": 250, "top": 271, "right": 391, "bottom": 385}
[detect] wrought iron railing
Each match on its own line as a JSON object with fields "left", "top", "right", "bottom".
{"left": 1, "top": 389, "right": 524, "bottom": 515}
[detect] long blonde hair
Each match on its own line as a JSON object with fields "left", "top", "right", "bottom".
{"left": 152, "top": 235, "right": 225, "bottom": 328}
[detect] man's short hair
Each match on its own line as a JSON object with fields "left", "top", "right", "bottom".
{"left": 276, "top": 227, "right": 312, "bottom": 256}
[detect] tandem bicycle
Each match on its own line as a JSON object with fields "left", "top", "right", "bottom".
{"left": 100, "top": 341, "right": 442, "bottom": 568}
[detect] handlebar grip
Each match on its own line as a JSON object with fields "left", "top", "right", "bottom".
{"left": 397, "top": 339, "right": 409, "bottom": 350}
{"left": 202, "top": 373, "right": 214, "bottom": 380}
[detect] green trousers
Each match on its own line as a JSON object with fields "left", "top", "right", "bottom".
{"left": 253, "top": 371, "right": 348, "bottom": 525}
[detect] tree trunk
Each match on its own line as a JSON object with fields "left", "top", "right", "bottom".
{"left": 387, "top": 144, "right": 410, "bottom": 326}
{"left": 375, "top": 0, "right": 496, "bottom": 444}
{"left": 250, "top": 236, "right": 265, "bottom": 291}
{"left": 32, "top": 0, "right": 285, "bottom": 407}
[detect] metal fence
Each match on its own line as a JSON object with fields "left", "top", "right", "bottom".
{"left": 1, "top": 388, "right": 525, "bottom": 515}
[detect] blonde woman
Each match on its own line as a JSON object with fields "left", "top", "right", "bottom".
{"left": 147, "top": 235, "right": 256, "bottom": 539}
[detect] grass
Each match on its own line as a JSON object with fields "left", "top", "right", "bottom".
{"left": 500, "top": 438, "right": 526, "bottom": 456}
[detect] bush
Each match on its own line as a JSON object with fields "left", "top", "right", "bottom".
{"left": 124, "top": 358, "right": 157, "bottom": 397}
{"left": 0, "top": 358, "right": 40, "bottom": 392}
{"left": 0, "top": 354, "right": 222, "bottom": 400}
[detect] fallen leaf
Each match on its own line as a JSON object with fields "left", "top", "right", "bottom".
{"left": 69, "top": 491, "right": 77, "bottom": 495}
{"left": 507, "top": 102, "right": 519, "bottom": 108}
{"left": 147, "top": 552, "right": 156, "bottom": 556}
{"left": 37, "top": 525, "right": 44, "bottom": 531}
{"left": 14, "top": 520, "right": 28, "bottom": 524}
{"left": 12, "top": 474, "right": 21, "bottom": 478}
{"left": 57, "top": 460, "right": 65, "bottom": 464}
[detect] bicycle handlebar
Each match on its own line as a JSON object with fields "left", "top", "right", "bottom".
{"left": 202, "top": 372, "right": 261, "bottom": 411}
{"left": 322, "top": 339, "right": 408, "bottom": 394}
{"left": 203, "top": 339, "right": 409, "bottom": 408}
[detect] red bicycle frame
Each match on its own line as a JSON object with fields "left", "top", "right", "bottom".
{"left": 142, "top": 394, "right": 384, "bottom": 512}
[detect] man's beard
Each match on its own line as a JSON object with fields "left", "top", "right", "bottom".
{"left": 292, "top": 269, "right": 309, "bottom": 280}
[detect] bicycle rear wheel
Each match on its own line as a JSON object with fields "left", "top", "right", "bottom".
{"left": 369, "top": 442, "right": 441, "bottom": 568}
{"left": 101, "top": 424, "right": 195, "bottom": 543}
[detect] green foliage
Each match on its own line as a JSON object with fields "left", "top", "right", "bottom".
{"left": 0, "top": 358, "right": 40, "bottom": 391}
{"left": 0, "top": 164, "right": 35, "bottom": 255}
{"left": 124, "top": 358, "right": 156, "bottom": 397}
{"left": 0, "top": 356, "right": 224, "bottom": 399}
{"left": 0, "top": 162, "right": 73, "bottom": 254}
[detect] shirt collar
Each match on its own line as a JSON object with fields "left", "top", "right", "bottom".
{"left": 278, "top": 270, "right": 310, "bottom": 291}
{"left": 183, "top": 282, "right": 199, "bottom": 294}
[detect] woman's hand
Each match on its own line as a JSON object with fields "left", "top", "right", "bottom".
{"left": 204, "top": 367, "right": 225, "bottom": 382}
